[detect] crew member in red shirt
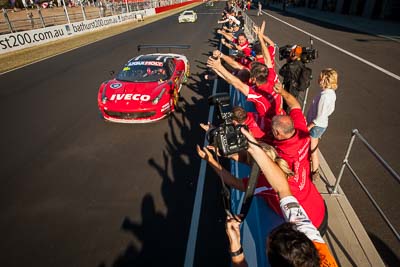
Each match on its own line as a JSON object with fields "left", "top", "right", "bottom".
{"left": 270, "top": 81, "right": 327, "bottom": 233}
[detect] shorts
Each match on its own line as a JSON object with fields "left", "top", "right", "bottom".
{"left": 310, "top": 126, "right": 326, "bottom": 139}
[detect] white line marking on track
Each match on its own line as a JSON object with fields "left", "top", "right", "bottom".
{"left": 184, "top": 44, "right": 220, "bottom": 267}
{"left": 263, "top": 11, "right": 400, "bottom": 81}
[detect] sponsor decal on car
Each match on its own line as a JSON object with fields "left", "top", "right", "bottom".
{"left": 161, "top": 102, "right": 170, "bottom": 112}
{"left": 110, "top": 83, "right": 122, "bottom": 89}
{"left": 128, "top": 61, "right": 164, "bottom": 67}
{"left": 110, "top": 94, "right": 151, "bottom": 101}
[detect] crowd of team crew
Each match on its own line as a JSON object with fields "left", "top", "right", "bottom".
{"left": 197, "top": 1, "right": 339, "bottom": 266}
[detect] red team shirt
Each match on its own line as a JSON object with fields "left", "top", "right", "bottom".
{"left": 272, "top": 108, "right": 325, "bottom": 227}
{"left": 243, "top": 112, "right": 266, "bottom": 140}
{"left": 242, "top": 108, "right": 325, "bottom": 228}
{"left": 250, "top": 67, "right": 284, "bottom": 119}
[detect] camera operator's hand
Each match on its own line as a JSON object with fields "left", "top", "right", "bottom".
{"left": 200, "top": 122, "right": 211, "bottom": 132}
{"left": 226, "top": 214, "right": 243, "bottom": 255}
{"left": 196, "top": 145, "right": 217, "bottom": 165}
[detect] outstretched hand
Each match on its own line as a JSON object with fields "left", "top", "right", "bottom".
{"left": 252, "top": 24, "right": 260, "bottom": 36}
{"left": 240, "top": 127, "right": 263, "bottom": 155}
{"left": 200, "top": 122, "right": 211, "bottom": 132}
{"left": 212, "top": 50, "right": 222, "bottom": 59}
{"left": 207, "top": 56, "right": 223, "bottom": 71}
{"left": 225, "top": 214, "right": 242, "bottom": 251}
{"left": 273, "top": 82, "right": 285, "bottom": 95}
{"left": 196, "top": 145, "right": 216, "bottom": 164}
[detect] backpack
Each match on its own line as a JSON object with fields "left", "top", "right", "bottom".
{"left": 298, "top": 64, "right": 312, "bottom": 91}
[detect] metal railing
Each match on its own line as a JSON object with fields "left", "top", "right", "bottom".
{"left": 331, "top": 129, "right": 400, "bottom": 241}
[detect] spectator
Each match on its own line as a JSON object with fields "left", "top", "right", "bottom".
{"left": 271, "top": 82, "right": 327, "bottom": 233}
{"left": 224, "top": 1, "right": 234, "bottom": 14}
{"left": 221, "top": 33, "right": 252, "bottom": 57}
{"left": 209, "top": 22, "right": 283, "bottom": 120}
{"left": 232, "top": 106, "right": 266, "bottom": 140}
{"left": 306, "top": 68, "right": 338, "bottom": 180}
{"left": 279, "top": 45, "right": 308, "bottom": 112}
{"left": 200, "top": 104, "right": 266, "bottom": 141}
{"left": 225, "top": 128, "right": 338, "bottom": 267}
{"left": 257, "top": 1, "right": 262, "bottom": 16}
{"left": 217, "top": 23, "right": 243, "bottom": 45}
{"left": 197, "top": 122, "right": 324, "bottom": 230}
{"left": 236, "top": 11, "right": 244, "bottom": 28}
{"left": 253, "top": 22, "right": 277, "bottom": 67}
{"left": 10, "top": 0, "right": 17, "bottom": 11}
{"left": 21, "top": 0, "right": 28, "bottom": 9}
{"left": 207, "top": 57, "right": 283, "bottom": 121}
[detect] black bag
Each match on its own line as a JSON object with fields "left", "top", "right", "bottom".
{"left": 298, "top": 64, "right": 313, "bottom": 91}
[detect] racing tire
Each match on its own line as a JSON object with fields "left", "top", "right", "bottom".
{"left": 183, "top": 63, "right": 190, "bottom": 84}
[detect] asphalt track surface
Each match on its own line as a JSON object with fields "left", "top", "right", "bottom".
{"left": 0, "top": 2, "right": 399, "bottom": 267}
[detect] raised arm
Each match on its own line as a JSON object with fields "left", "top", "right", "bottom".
{"left": 217, "top": 29, "right": 235, "bottom": 42}
{"left": 274, "top": 82, "right": 301, "bottom": 111}
{"left": 241, "top": 128, "right": 292, "bottom": 199}
{"left": 261, "top": 33, "right": 274, "bottom": 48}
{"left": 213, "top": 50, "right": 245, "bottom": 71}
{"left": 253, "top": 21, "right": 273, "bottom": 68}
{"left": 207, "top": 56, "right": 250, "bottom": 96}
{"left": 197, "top": 145, "right": 245, "bottom": 191}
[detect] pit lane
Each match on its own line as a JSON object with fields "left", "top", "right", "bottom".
{"left": 0, "top": 2, "right": 399, "bottom": 267}
{"left": 0, "top": 3, "right": 230, "bottom": 267}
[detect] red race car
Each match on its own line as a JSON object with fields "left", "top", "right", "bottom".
{"left": 98, "top": 45, "right": 190, "bottom": 123}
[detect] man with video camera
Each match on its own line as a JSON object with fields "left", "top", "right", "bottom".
{"left": 278, "top": 45, "right": 309, "bottom": 113}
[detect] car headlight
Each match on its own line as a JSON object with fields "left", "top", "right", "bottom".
{"left": 152, "top": 88, "right": 166, "bottom": 105}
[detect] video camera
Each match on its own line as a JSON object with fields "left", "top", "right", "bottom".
{"left": 207, "top": 93, "right": 248, "bottom": 156}
{"left": 278, "top": 37, "right": 318, "bottom": 63}
{"left": 278, "top": 45, "right": 318, "bottom": 63}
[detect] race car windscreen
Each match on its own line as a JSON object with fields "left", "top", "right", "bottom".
{"left": 116, "top": 61, "right": 169, "bottom": 82}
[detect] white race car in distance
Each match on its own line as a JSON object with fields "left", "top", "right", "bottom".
{"left": 178, "top": 10, "right": 197, "bottom": 23}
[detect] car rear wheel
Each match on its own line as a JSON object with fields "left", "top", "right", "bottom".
{"left": 183, "top": 63, "right": 190, "bottom": 84}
